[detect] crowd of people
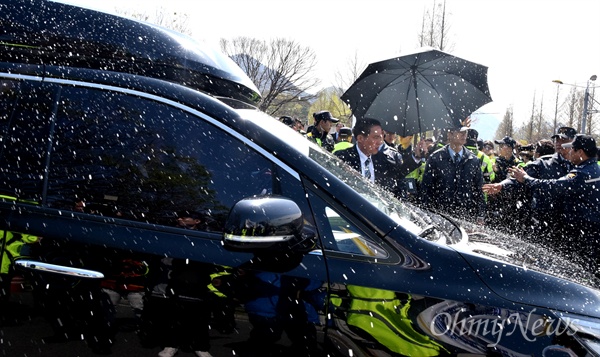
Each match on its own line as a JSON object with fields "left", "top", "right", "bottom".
{"left": 280, "top": 111, "right": 600, "bottom": 274}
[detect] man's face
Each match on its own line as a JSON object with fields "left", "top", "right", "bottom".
{"left": 554, "top": 137, "right": 571, "bottom": 156}
{"left": 415, "top": 139, "right": 428, "bottom": 158}
{"left": 357, "top": 125, "right": 383, "bottom": 156}
{"left": 336, "top": 123, "right": 343, "bottom": 132}
{"left": 177, "top": 216, "right": 200, "bottom": 229}
{"left": 318, "top": 119, "right": 333, "bottom": 133}
{"left": 447, "top": 130, "right": 467, "bottom": 146}
{"left": 498, "top": 144, "right": 513, "bottom": 157}
{"left": 384, "top": 132, "right": 397, "bottom": 145}
{"left": 566, "top": 147, "right": 585, "bottom": 165}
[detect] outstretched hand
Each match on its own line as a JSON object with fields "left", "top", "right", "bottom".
{"left": 508, "top": 166, "right": 527, "bottom": 183}
{"left": 482, "top": 183, "right": 502, "bottom": 195}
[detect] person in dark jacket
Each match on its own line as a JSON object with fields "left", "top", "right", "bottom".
{"left": 335, "top": 118, "right": 404, "bottom": 197}
{"left": 483, "top": 127, "right": 575, "bottom": 237}
{"left": 420, "top": 126, "right": 485, "bottom": 222}
{"left": 509, "top": 134, "right": 600, "bottom": 272}
{"left": 306, "top": 111, "right": 338, "bottom": 152}
{"left": 492, "top": 136, "right": 521, "bottom": 183}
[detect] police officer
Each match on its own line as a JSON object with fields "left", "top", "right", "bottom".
{"left": 306, "top": 111, "right": 339, "bottom": 152}
{"left": 332, "top": 127, "right": 353, "bottom": 153}
{"left": 465, "top": 129, "right": 495, "bottom": 183}
{"left": 421, "top": 126, "right": 485, "bottom": 222}
{"left": 509, "top": 134, "right": 600, "bottom": 272}
{"left": 484, "top": 127, "right": 576, "bottom": 237}
{"left": 492, "top": 136, "right": 521, "bottom": 182}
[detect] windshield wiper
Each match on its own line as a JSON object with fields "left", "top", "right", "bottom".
{"left": 418, "top": 225, "right": 436, "bottom": 237}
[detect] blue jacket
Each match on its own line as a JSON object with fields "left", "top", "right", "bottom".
{"left": 421, "top": 145, "right": 485, "bottom": 219}
{"left": 502, "top": 153, "right": 572, "bottom": 221}
{"left": 525, "top": 158, "right": 600, "bottom": 235}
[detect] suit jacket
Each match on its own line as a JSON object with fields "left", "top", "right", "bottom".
{"left": 421, "top": 145, "right": 485, "bottom": 219}
{"left": 335, "top": 145, "right": 403, "bottom": 197}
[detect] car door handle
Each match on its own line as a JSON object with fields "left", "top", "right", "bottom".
{"left": 14, "top": 259, "right": 105, "bottom": 279}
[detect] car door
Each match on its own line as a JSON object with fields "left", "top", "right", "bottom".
{"left": 0, "top": 76, "right": 329, "bottom": 356}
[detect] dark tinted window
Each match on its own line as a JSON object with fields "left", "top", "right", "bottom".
{"left": 47, "top": 86, "right": 308, "bottom": 231}
{"left": 0, "top": 79, "right": 54, "bottom": 202}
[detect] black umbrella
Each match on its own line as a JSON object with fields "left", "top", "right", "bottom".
{"left": 341, "top": 48, "right": 492, "bottom": 136}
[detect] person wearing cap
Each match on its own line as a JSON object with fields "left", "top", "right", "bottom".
{"left": 482, "top": 132, "right": 569, "bottom": 237}
{"left": 306, "top": 110, "right": 338, "bottom": 152}
{"left": 383, "top": 130, "right": 398, "bottom": 149}
{"left": 279, "top": 115, "right": 304, "bottom": 133}
{"left": 279, "top": 115, "right": 295, "bottom": 128}
{"left": 335, "top": 118, "right": 404, "bottom": 197}
{"left": 482, "top": 140, "right": 496, "bottom": 164}
{"left": 508, "top": 134, "right": 600, "bottom": 269}
{"left": 420, "top": 126, "right": 485, "bottom": 221}
{"left": 333, "top": 122, "right": 344, "bottom": 142}
{"left": 465, "top": 129, "right": 495, "bottom": 184}
{"left": 491, "top": 136, "right": 521, "bottom": 183}
{"left": 332, "top": 127, "right": 353, "bottom": 153}
{"left": 517, "top": 144, "right": 534, "bottom": 167}
{"left": 401, "top": 136, "right": 432, "bottom": 202}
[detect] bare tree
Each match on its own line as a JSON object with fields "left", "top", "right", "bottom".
{"left": 587, "top": 86, "right": 599, "bottom": 135}
{"left": 565, "top": 87, "right": 583, "bottom": 131}
{"left": 114, "top": 8, "right": 192, "bottom": 35}
{"left": 333, "top": 51, "right": 366, "bottom": 97}
{"left": 417, "top": 0, "right": 454, "bottom": 52}
{"left": 535, "top": 93, "right": 544, "bottom": 141}
{"left": 220, "top": 37, "right": 320, "bottom": 116}
{"left": 495, "top": 106, "right": 514, "bottom": 139}
{"left": 526, "top": 92, "right": 536, "bottom": 142}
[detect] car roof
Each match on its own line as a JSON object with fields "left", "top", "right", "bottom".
{"left": 0, "top": 0, "right": 261, "bottom": 106}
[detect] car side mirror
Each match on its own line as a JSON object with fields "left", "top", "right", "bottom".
{"left": 223, "top": 195, "right": 316, "bottom": 253}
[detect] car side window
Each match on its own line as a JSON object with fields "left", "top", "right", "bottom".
{"left": 46, "top": 86, "right": 312, "bottom": 231}
{"left": 307, "top": 190, "right": 388, "bottom": 259}
{"left": 0, "top": 80, "right": 54, "bottom": 202}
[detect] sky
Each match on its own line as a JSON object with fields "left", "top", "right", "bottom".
{"left": 60, "top": 0, "right": 600, "bottom": 140}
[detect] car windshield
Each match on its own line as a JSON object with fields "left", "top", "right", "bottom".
{"left": 241, "top": 110, "right": 599, "bottom": 289}
{"left": 312, "top": 146, "right": 600, "bottom": 289}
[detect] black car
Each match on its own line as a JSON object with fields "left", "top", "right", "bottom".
{"left": 1, "top": 1, "right": 600, "bottom": 356}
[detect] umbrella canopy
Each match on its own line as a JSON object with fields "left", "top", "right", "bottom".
{"left": 341, "top": 48, "right": 492, "bottom": 136}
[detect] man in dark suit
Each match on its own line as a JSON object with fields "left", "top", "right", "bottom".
{"left": 421, "top": 126, "right": 485, "bottom": 222}
{"left": 335, "top": 118, "right": 404, "bottom": 197}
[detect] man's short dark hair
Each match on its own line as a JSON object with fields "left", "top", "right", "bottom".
{"left": 535, "top": 139, "right": 555, "bottom": 156}
{"left": 352, "top": 118, "right": 381, "bottom": 138}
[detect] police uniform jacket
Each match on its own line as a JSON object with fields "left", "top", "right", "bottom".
{"left": 493, "top": 155, "right": 521, "bottom": 182}
{"left": 421, "top": 145, "right": 485, "bottom": 219}
{"left": 306, "top": 127, "right": 335, "bottom": 152}
{"left": 502, "top": 153, "right": 572, "bottom": 220}
{"left": 335, "top": 144, "right": 404, "bottom": 197}
{"left": 524, "top": 158, "right": 600, "bottom": 233}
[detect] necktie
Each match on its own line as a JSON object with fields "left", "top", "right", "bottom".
{"left": 454, "top": 152, "right": 461, "bottom": 164}
{"left": 364, "top": 157, "right": 371, "bottom": 180}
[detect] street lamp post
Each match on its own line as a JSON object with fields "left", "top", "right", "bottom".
{"left": 582, "top": 75, "right": 597, "bottom": 134}
{"left": 553, "top": 81, "right": 560, "bottom": 133}
{"left": 552, "top": 75, "right": 598, "bottom": 134}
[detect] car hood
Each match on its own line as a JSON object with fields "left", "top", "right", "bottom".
{"left": 448, "top": 220, "right": 600, "bottom": 318}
